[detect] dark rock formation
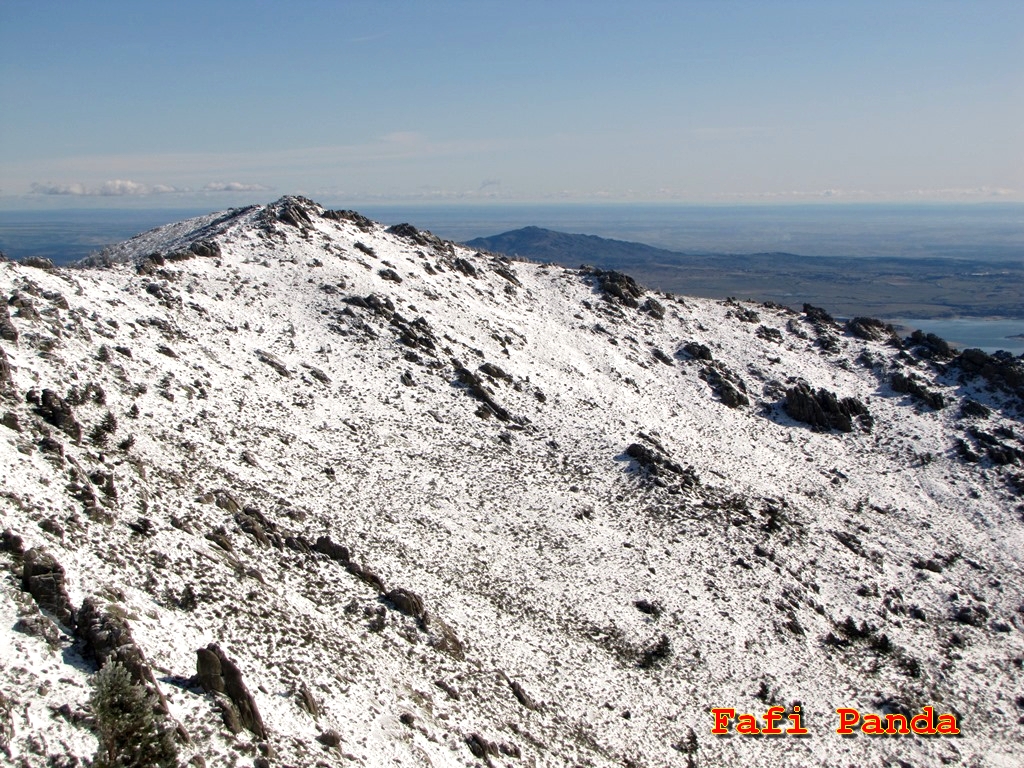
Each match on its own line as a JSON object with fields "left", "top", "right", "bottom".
{"left": 452, "top": 257, "right": 479, "bottom": 278}
{"left": 275, "top": 198, "right": 315, "bottom": 229}
{"left": 680, "top": 341, "right": 713, "bottom": 361}
{"left": 907, "top": 329, "right": 955, "bottom": 360}
{"left": 314, "top": 535, "right": 350, "bottom": 563}
{"left": 346, "top": 560, "right": 386, "bottom": 592}
{"left": 588, "top": 268, "right": 645, "bottom": 308}
{"left": 76, "top": 597, "right": 172, "bottom": 718}
{"left": 641, "top": 297, "right": 665, "bottom": 319}
{"left": 454, "top": 365, "right": 514, "bottom": 422}
{"left": 0, "top": 307, "right": 16, "bottom": 342}
{"left": 847, "top": 317, "right": 900, "bottom": 344}
{"left": 783, "top": 382, "right": 872, "bottom": 433}
{"left": 195, "top": 644, "right": 267, "bottom": 739}
{"left": 699, "top": 364, "right": 749, "bottom": 408}
{"left": 955, "top": 348, "right": 1024, "bottom": 400}
{"left": 21, "top": 548, "right": 75, "bottom": 630}
{"left": 0, "top": 346, "right": 12, "bottom": 392}
{"left": 255, "top": 349, "right": 291, "bottom": 377}
{"left": 890, "top": 371, "right": 945, "bottom": 410}
{"left": 34, "top": 389, "right": 82, "bottom": 442}
{"left": 18, "top": 256, "right": 55, "bottom": 271}
{"left": 322, "top": 209, "right": 374, "bottom": 231}
{"left": 384, "top": 588, "right": 426, "bottom": 623}
{"left": 803, "top": 304, "right": 836, "bottom": 326}
{"left": 386, "top": 223, "right": 448, "bottom": 251}
{"left": 189, "top": 239, "right": 221, "bottom": 258}
{"left": 625, "top": 441, "right": 699, "bottom": 489}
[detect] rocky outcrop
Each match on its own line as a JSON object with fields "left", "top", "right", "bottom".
{"left": 955, "top": 348, "right": 1024, "bottom": 401}
{"left": 0, "top": 346, "right": 12, "bottom": 393}
{"left": 33, "top": 388, "right": 82, "bottom": 442}
{"left": 255, "top": 349, "right": 291, "bottom": 378}
{"left": 907, "top": 329, "right": 955, "bottom": 360}
{"left": 21, "top": 547, "right": 75, "bottom": 630}
{"left": 847, "top": 316, "right": 901, "bottom": 344}
{"left": 890, "top": 371, "right": 945, "bottom": 410}
{"left": 76, "top": 598, "right": 171, "bottom": 717}
{"left": 0, "top": 305, "right": 16, "bottom": 342}
{"left": 699, "top": 363, "right": 749, "bottom": 408}
{"left": 784, "top": 382, "right": 872, "bottom": 433}
{"left": 196, "top": 644, "right": 267, "bottom": 739}
{"left": 588, "top": 268, "right": 645, "bottom": 308}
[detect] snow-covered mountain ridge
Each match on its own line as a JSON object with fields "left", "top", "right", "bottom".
{"left": 1, "top": 196, "right": 1022, "bottom": 767}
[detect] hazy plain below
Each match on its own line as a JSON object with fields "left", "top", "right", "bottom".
{"left": 0, "top": 202, "right": 1021, "bottom": 353}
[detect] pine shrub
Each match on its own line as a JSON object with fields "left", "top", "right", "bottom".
{"left": 90, "top": 661, "right": 178, "bottom": 768}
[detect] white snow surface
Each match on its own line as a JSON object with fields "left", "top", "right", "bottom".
{"left": 0, "top": 196, "right": 1022, "bottom": 767}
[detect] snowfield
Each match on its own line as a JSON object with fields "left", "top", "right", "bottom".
{"left": 1, "top": 196, "right": 1022, "bottom": 767}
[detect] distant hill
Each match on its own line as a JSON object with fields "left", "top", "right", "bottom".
{"left": 466, "top": 227, "right": 1024, "bottom": 320}
{"left": 465, "top": 225, "right": 692, "bottom": 267}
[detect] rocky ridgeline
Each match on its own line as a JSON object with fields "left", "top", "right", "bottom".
{"left": 0, "top": 196, "right": 1022, "bottom": 767}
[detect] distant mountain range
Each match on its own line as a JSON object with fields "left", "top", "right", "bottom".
{"left": 466, "top": 227, "right": 1024, "bottom": 320}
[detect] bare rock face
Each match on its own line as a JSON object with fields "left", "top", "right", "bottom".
{"left": 195, "top": 643, "right": 267, "bottom": 739}
{"left": 21, "top": 547, "right": 76, "bottom": 630}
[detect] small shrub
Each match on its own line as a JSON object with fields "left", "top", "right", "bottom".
{"left": 90, "top": 661, "right": 178, "bottom": 768}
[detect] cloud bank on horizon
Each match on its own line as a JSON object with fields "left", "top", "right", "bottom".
{"left": 1, "top": 1, "right": 1021, "bottom": 207}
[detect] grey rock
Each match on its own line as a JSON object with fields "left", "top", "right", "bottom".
{"left": 21, "top": 548, "right": 75, "bottom": 630}
{"left": 195, "top": 643, "right": 267, "bottom": 739}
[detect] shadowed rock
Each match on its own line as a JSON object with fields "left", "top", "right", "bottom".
{"left": 22, "top": 548, "right": 75, "bottom": 630}
{"left": 77, "top": 597, "right": 174, "bottom": 722}
{"left": 196, "top": 643, "right": 267, "bottom": 739}
{"left": 35, "top": 389, "right": 82, "bottom": 442}
{"left": 0, "top": 305, "right": 18, "bottom": 342}
{"left": 784, "top": 382, "right": 872, "bottom": 433}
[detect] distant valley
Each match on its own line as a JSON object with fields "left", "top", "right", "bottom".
{"left": 466, "top": 227, "right": 1024, "bottom": 321}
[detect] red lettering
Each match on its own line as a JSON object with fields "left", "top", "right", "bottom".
{"left": 936, "top": 713, "right": 960, "bottom": 735}
{"left": 883, "top": 714, "right": 910, "bottom": 734}
{"left": 910, "top": 706, "right": 937, "bottom": 735}
{"left": 861, "top": 714, "right": 885, "bottom": 735}
{"left": 761, "top": 706, "right": 785, "bottom": 735}
{"left": 711, "top": 708, "right": 735, "bottom": 735}
{"left": 786, "top": 705, "right": 808, "bottom": 735}
{"left": 836, "top": 708, "right": 860, "bottom": 734}
{"left": 736, "top": 713, "right": 760, "bottom": 735}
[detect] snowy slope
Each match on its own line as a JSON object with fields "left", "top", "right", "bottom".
{"left": 1, "top": 196, "right": 1022, "bottom": 767}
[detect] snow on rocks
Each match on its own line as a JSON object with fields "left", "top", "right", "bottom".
{"left": 0, "top": 195, "right": 1021, "bottom": 766}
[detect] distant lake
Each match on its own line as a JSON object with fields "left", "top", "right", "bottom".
{"left": 891, "top": 318, "right": 1024, "bottom": 356}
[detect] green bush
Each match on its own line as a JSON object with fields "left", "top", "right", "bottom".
{"left": 91, "top": 661, "right": 178, "bottom": 768}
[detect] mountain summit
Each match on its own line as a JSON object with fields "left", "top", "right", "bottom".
{"left": 1, "top": 196, "right": 1022, "bottom": 766}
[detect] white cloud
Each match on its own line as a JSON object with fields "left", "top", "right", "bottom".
{"left": 30, "top": 179, "right": 186, "bottom": 196}
{"left": 202, "top": 181, "right": 272, "bottom": 192}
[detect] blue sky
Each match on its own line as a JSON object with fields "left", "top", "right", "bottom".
{"left": 1, "top": 0, "right": 1021, "bottom": 207}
